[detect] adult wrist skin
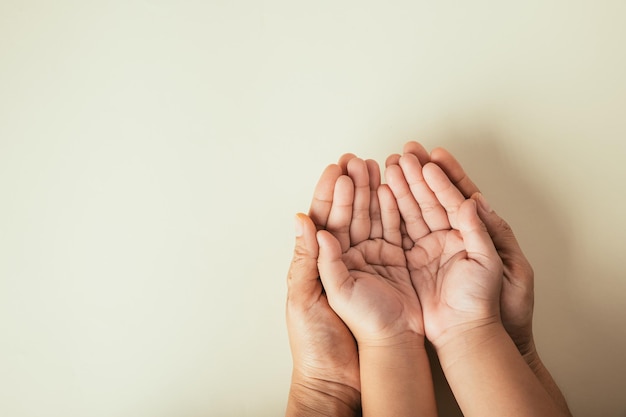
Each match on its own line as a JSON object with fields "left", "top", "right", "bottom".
{"left": 286, "top": 373, "right": 361, "bottom": 417}
{"left": 505, "top": 327, "right": 537, "bottom": 357}
{"left": 517, "top": 337, "right": 543, "bottom": 371}
{"left": 504, "top": 332, "right": 556, "bottom": 382}
{"left": 506, "top": 332, "right": 551, "bottom": 376}
{"left": 512, "top": 337, "right": 574, "bottom": 417}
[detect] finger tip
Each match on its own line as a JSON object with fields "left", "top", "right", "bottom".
{"left": 365, "top": 159, "right": 381, "bottom": 186}
{"left": 315, "top": 230, "right": 336, "bottom": 254}
{"left": 338, "top": 153, "right": 357, "bottom": 173}
{"left": 458, "top": 199, "right": 484, "bottom": 230}
{"left": 337, "top": 174, "right": 355, "bottom": 189}
{"left": 347, "top": 155, "right": 364, "bottom": 164}
{"left": 315, "top": 228, "right": 329, "bottom": 242}
{"left": 323, "top": 163, "right": 343, "bottom": 177}
{"left": 421, "top": 161, "right": 440, "bottom": 180}
{"left": 295, "top": 213, "right": 305, "bottom": 237}
{"left": 429, "top": 146, "right": 448, "bottom": 159}
{"left": 346, "top": 157, "right": 368, "bottom": 180}
{"left": 385, "top": 153, "right": 401, "bottom": 167}
{"left": 377, "top": 183, "right": 390, "bottom": 195}
{"left": 460, "top": 197, "right": 477, "bottom": 212}
{"left": 475, "top": 192, "right": 494, "bottom": 213}
{"left": 383, "top": 163, "right": 401, "bottom": 184}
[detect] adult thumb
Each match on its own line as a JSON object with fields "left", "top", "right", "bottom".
{"left": 287, "top": 213, "right": 321, "bottom": 299}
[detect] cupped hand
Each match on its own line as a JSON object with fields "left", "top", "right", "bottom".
{"left": 386, "top": 153, "right": 504, "bottom": 348}
{"left": 286, "top": 164, "right": 360, "bottom": 406}
{"left": 403, "top": 143, "right": 573, "bottom": 417}
{"left": 428, "top": 146, "right": 535, "bottom": 352}
{"left": 395, "top": 142, "right": 535, "bottom": 352}
{"left": 316, "top": 157, "right": 424, "bottom": 345}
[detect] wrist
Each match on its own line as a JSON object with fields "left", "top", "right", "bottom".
{"left": 358, "top": 331, "right": 428, "bottom": 385}
{"left": 357, "top": 330, "right": 425, "bottom": 351}
{"left": 434, "top": 322, "right": 567, "bottom": 417}
{"left": 357, "top": 331, "right": 428, "bottom": 388}
{"left": 429, "top": 315, "right": 501, "bottom": 351}
{"left": 433, "top": 318, "right": 506, "bottom": 371}
{"left": 286, "top": 372, "right": 361, "bottom": 417}
{"left": 517, "top": 339, "right": 547, "bottom": 374}
{"left": 501, "top": 325, "right": 545, "bottom": 370}
{"left": 504, "top": 324, "right": 535, "bottom": 354}
{"left": 516, "top": 334, "right": 537, "bottom": 358}
{"left": 358, "top": 332, "right": 437, "bottom": 417}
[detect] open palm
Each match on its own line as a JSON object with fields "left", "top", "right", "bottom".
{"left": 315, "top": 156, "right": 425, "bottom": 344}
{"left": 318, "top": 233, "right": 424, "bottom": 341}
{"left": 424, "top": 145, "right": 535, "bottom": 350}
{"left": 406, "top": 227, "right": 500, "bottom": 345}
{"left": 386, "top": 154, "right": 503, "bottom": 347}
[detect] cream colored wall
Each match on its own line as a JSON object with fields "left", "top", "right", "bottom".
{"left": 1, "top": 1, "right": 624, "bottom": 416}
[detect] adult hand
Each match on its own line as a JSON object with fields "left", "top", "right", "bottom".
{"left": 285, "top": 164, "right": 360, "bottom": 417}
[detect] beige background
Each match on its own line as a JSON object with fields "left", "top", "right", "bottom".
{"left": 1, "top": 1, "right": 625, "bottom": 416}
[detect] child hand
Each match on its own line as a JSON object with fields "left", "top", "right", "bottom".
{"left": 427, "top": 146, "right": 535, "bottom": 352}
{"left": 386, "top": 154, "right": 504, "bottom": 348}
{"left": 316, "top": 158, "right": 424, "bottom": 346}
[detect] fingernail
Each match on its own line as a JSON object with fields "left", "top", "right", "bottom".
{"left": 295, "top": 214, "right": 304, "bottom": 237}
{"left": 476, "top": 193, "right": 493, "bottom": 213}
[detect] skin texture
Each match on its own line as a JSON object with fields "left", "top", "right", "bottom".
{"left": 427, "top": 145, "right": 535, "bottom": 351}
{"left": 408, "top": 142, "right": 572, "bottom": 416}
{"left": 386, "top": 158, "right": 505, "bottom": 348}
{"left": 387, "top": 144, "right": 535, "bottom": 348}
{"left": 315, "top": 156, "right": 437, "bottom": 417}
{"left": 317, "top": 158, "right": 423, "bottom": 340}
{"left": 285, "top": 164, "right": 361, "bottom": 417}
{"left": 286, "top": 143, "right": 571, "bottom": 417}
{"left": 386, "top": 157, "right": 566, "bottom": 417}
